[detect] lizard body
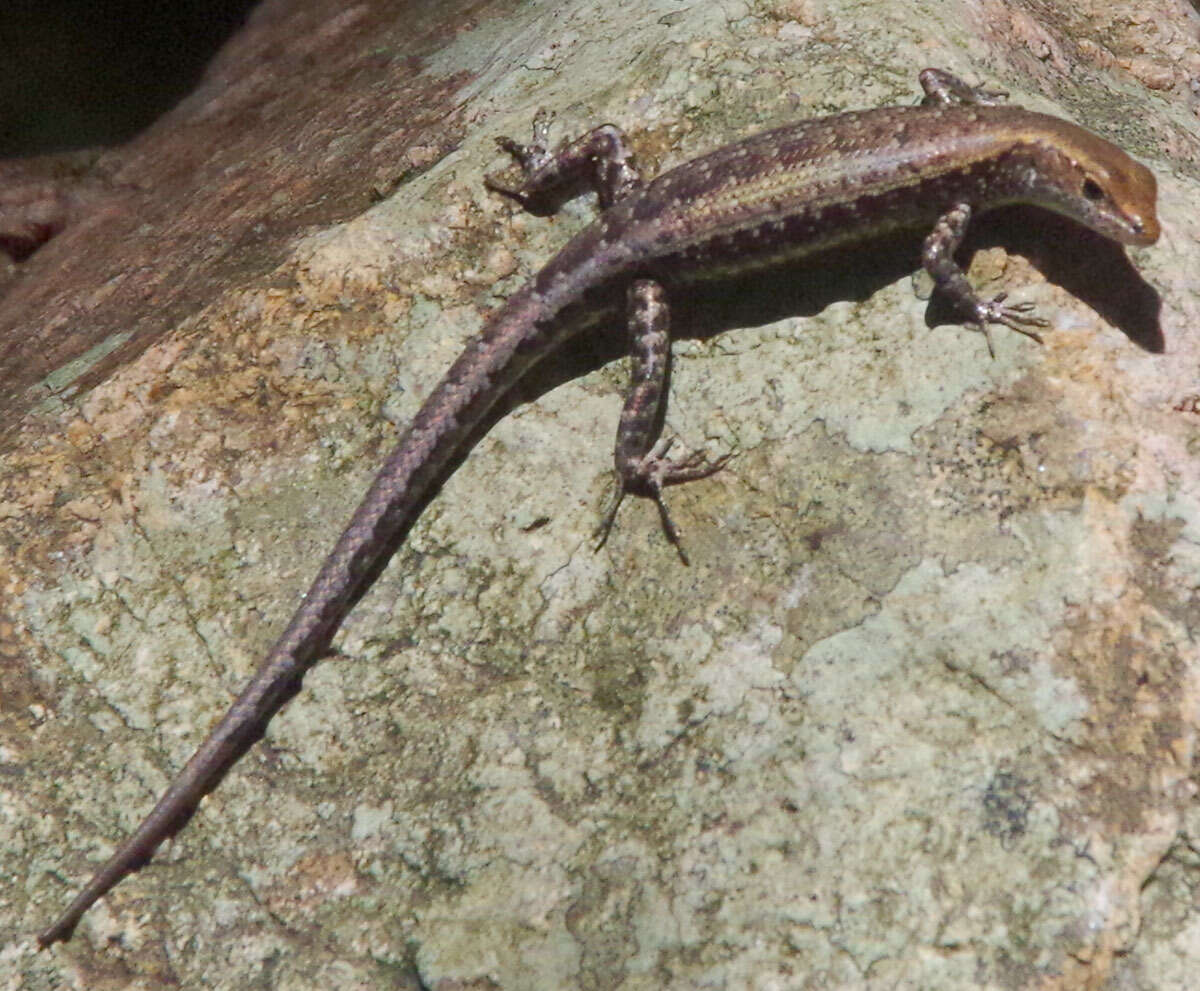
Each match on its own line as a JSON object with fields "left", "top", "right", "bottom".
{"left": 38, "top": 69, "right": 1158, "bottom": 946}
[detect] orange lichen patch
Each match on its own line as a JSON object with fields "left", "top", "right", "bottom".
{"left": 265, "top": 849, "right": 361, "bottom": 915}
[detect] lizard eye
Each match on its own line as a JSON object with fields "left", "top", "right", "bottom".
{"left": 1081, "top": 177, "right": 1105, "bottom": 202}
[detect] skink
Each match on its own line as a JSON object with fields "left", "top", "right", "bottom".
{"left": 38, "top": 67, "right": 1158, "bottom": 946}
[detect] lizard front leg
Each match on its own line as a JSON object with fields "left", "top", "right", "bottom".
{"left": 596, "top": 279, "right": 730, "bottom": 563}
{"left": 916, "top": 71, "right": 1051, "bottom": 356}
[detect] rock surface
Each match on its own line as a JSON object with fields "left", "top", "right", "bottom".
{"left": 3, "top": 1, "right": 1198, "bottom": 989}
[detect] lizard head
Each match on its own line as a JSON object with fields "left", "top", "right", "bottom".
{"left": 1018, "top": 116, "right": 1159, "bottom": 246}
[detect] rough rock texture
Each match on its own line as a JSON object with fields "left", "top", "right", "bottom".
{"left": 3, "top": 0, "right": 1198, "bottom": 989}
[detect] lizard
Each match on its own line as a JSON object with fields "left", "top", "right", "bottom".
{"left": 37, "top": 67, "right": 1159, "bottom": 946}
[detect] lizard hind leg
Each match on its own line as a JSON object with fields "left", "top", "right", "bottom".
{"left": 918, "top": 67, "right": 1008, "bottom": 107}
{"left": 595, "top": 279, "right": 731, "bottom": 564}
{"left": 484, "top": 111, "right": 643, "bottom": 213}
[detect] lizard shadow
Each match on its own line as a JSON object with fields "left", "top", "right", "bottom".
{"left": 354, "top": 207, "right": 1161, "bottom": 600}
{"left": 529, "top": 203, "right": 1161, "bottom": 397}
{"left": 923, "top": 207, "right": 1162, "bottom": 353}
{"left": 664, "top": 205, "right": 1161, "bottom": 354}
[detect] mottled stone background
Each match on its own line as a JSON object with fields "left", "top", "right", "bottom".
{"left": 3, "top": 1, "right": 1197, "bottom": 989}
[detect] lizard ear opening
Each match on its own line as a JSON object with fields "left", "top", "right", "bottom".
{"left": 1081, "top": 177, "right": 1105, "bottom": 202}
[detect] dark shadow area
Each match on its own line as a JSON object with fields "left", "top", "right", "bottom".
{"left": 522, "top": 204, "right": 1163, "bottom": 405}
{"left": 933, "top": 206, "right": 1164, "bottom": 354}
{"left": 0, "top": 1, "right": 259, "bottom": 156}
{"left": 392, "top": 200, "right": 1162, "bottom": 573}
{"left": 666, "top": 207, "right": 1162, "bottom": 355}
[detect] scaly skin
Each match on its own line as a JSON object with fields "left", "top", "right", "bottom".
{"left": 38, "top": 69, "right": 1158, "bottom": 947}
